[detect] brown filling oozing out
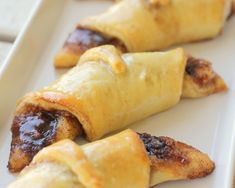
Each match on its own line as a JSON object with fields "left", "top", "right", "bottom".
{"left": 64, "top": 26, "right": 127, "bottom": 54}
{"left": 185, "top": 56, "right": 217, "bottom": 87}
{"left": 139, "top": 132, "right": 215, "bottom": 179}
{"left": 138, "top": 132, "right": 188, "bottom": 164}
{"left": 8, "top": 105, "right": 80, "bottom": 172}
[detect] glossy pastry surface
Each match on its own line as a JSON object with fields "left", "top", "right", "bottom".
{"left": 54, "top": 0, "right": 233, "bottom": 67}
{"left": 7, "top": 130, "right": 215, "bottom": 188}
{"left": 8, "top": 45, "right": 227, "bottom": 172}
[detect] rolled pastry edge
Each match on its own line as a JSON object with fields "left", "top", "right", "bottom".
{"left": 7, "top": 130, "right": 215, "bottom": 188}
{"left": 54, "top": 0, "right": 232, "bottom": 68}
{"left": 8, "top": 46, "right": 227, "bottom": 172}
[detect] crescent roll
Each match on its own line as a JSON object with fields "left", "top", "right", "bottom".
{"left": 54, "top": 0, "right": 233, "bottom": 67}
{"left": 8, "top": 46, "right": 227, "bottom": 172}
{"left": 7, "top": 129, "right": 215, "bottom": 188}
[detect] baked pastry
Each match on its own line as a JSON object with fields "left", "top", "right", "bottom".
{"left": 54, "top": 0, "right": 233, "bottom": 67}
{"left": 7, "top": 129, "right": 215, "bottom": 188}
{"left": 233, "top": 0, "right": 235, "bottom": 13}
{"left": 8, "top": 46, "right": 227, "bottom": 172}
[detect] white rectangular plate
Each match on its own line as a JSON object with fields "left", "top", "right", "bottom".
{"left": 0, "top": 0, "right": 235, "bottom": 187}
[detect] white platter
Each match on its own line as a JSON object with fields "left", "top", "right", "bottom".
{"left": 0, "top": 0, "right": 235, "bottom": 187}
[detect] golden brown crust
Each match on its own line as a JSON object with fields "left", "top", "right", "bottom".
{"left": 7, "top": 130, "right": 215, "bottom": 187}
{"left": 138, "top": 132, "right": 214, "bottom": 182}
{"left": 140, "top": 134, "right": 215, "bottom": 186}
{"left": 150, "top": 137, "right": 214, "bottom": 179}
{"left": 8, "top": 47, "right": 224, "bottom": 173}
{"left": 55, "top": 0, "right": 231, "bottom": 68}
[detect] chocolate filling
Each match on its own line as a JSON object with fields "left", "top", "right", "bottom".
{"left": 8, "top": 106, "right": 80, "bottom": 172}
{"left": 185, "top": 56, "right": 216, "bottom": 87}
{"left": 186, "top": 57, "right": 199, "bottom": 76}
{"left": 64, "top": 26, "right": 127, "bottom": 54}
{"left": 11, "top": 110, "right": 59, "bottom": 158}
{"left": 138, "top": 132, "right": 173, "bottom": 159}
{"left": 138, "top": 132, "right": 188, "bottom": 163}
